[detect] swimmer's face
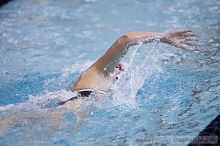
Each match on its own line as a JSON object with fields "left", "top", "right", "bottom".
{"left": 116, "top": 63, "right": 124, "bottom": 72}
{"left": 111, "top": 63, "right": 124, "bottom": 81}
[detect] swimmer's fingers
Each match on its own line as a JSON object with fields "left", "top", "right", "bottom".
{"left": 176, "top": 29, "right": 193, "bottom": 34}
{"left": 165, "top": 29, "right": 195, "bottom": 41}
{"left": 182, "top": 38, "right": 198, "bottom": 44}
{"left": 184, "top": 32, "right": 197, "bottom": 37}
{"left": 175, "top": 29, "right": 197, "bottom": 38}
{"left": 183, "top": 41, "right": 198, "bottom": 46}
{"left": 184, "top": 37, "right": 198, "bottom": 42}
{"left": 182, "top": 31, "right": 198, "bottom": 47}
{"left": 182, "top": 36, "right": 199, "bottom": 46}
{"left": 163, "top": 29, "right": 198, "bottom": 50}
{"left": 178, "top": 39, "right": 199, "bottom": 50}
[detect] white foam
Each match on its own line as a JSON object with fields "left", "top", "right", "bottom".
{"left": 0, "top": 104, "right": 15, "bottom": 111}
{"left": 111, "top": 42, "right": 163, "bottom": 107}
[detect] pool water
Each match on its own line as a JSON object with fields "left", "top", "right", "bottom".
{"left": 0, "top": 0, "right": 219, "bottom": 145}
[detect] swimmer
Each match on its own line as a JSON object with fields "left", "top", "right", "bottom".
{"left": 0, "top": 30, "right": 197, "bottom": 135}
{"left": 62, "top": 30, "right": 197, "bottom": 107}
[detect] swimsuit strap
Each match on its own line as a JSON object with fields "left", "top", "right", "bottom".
{"left": 78, "top": 90, "right": 93, "bottom": 97}
{"left": 77, "top": 89, "right": 106, "bottom": 94}
{"left": 58, "top": 90, "right": 93, "bottom": 106}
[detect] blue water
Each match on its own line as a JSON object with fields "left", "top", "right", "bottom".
{"left": 0, "top": 0, "right": 220, "bottom": 145}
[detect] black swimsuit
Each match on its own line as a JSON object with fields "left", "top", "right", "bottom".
{"left": 58, "top": 90, "right": 93, "bottom": 106}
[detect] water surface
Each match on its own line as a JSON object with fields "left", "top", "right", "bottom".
{"left": 0, "top": 0, "right": 219, "bottom": 145}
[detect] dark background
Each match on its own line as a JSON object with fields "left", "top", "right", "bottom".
{"left": 0, "top": 0, "right": 12, "bottom": 6}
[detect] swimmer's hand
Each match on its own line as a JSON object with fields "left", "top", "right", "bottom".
{"left": 162, "top": 30, "right": 197, "bottom": 49}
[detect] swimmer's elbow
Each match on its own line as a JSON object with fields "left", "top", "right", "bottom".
{"left": 122, "top": 32, "right": 139, "bottom": 46}
{"left": 118, "top": 34, "right": 130, "bottom": 45}
{"left": 117, "top": 33, "right": 139, "bottom": 48}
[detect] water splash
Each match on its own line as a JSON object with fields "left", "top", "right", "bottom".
{"left": 111, "top": 42, "right": 163, "bottom": 106}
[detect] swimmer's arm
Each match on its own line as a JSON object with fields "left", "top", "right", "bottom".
{"left": 93, "top": 32, "right": 162, "bottom": 74}
{"left": 124, "top": 30, "right": 196, "bottom": 48}
{"left": 93, "top": 30, "right": 197, "bottom": 74}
